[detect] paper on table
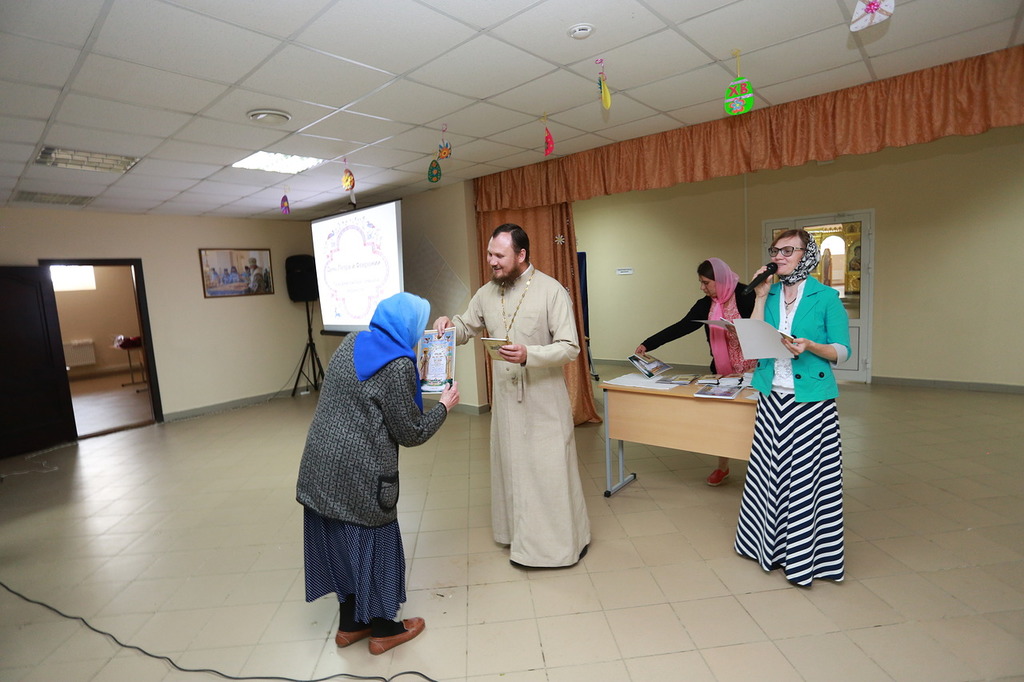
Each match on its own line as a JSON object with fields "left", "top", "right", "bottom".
{"left": 603, "top": 373, "right": 675, "bottom": 390}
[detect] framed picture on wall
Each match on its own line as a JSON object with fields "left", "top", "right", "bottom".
{"left": 199, "top": 248, "right": 274, "bottom": 298}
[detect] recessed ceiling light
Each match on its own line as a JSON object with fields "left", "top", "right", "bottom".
{"left": 14, "top": 190, "right": 93, "bottom": 206}
{"left": 232, "top": 151, "right": 324, "bottom": 174}
{"left": 247, "top": 109, "right": 292, "bottom": 126}
{"left": 34, "top": 146, "right": 139, "bottom": 174}
{"left": 567, "top": 23, "right": 595, "bottom": 39}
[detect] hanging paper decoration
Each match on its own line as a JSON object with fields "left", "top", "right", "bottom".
{"left": 724, "top": 49, "right": 755, "bottom": 116}
{"left": 427, "top": 158, "right": 442, "bottom": 183}
{"left": 437, "top": 124, "right": 452, "bottom": 159}
{"left": 280, "top": 194, "right": 290, "bottom": 214}
{"left": 542, "top": 114, "right": 554, "bottom": 156}
{"left": 850, "top": 0, "right": 894, "bottom": 32}
{"left": 595, "top": 59, "right": 612, "bottom": 110}
{"left": 341, "top": 159, "right": 356, "bottom": 205}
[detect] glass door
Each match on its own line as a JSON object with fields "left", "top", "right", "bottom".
{"left": 764, "top": 211, "right": 873, "bottom": 383}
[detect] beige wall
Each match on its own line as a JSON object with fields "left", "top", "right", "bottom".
{"left": 0, "top": 208, "right": 321, "bottom": 417}
{"left": 575, "top": 124, "right": 1024, "bottom": 387}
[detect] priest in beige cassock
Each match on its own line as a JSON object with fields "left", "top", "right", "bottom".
{"left": 433, "top": 223, "right": 591, "bottom": 568}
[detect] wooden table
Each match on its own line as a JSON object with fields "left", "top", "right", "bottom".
{"left": 602, "top": 380, "right": 759, "bottom": 496}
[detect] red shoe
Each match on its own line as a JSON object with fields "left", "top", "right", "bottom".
{"left": 368, "top": 617, "right": 425, "bottom": 655}
{"left": 335, "top": 627, "right": 371, "bottom": 647}
{"left": 706, "top": 468, "right": 730, "bottom": 486}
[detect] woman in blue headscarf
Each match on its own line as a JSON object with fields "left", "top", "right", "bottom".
{"left": 296, "top": 293, "right": 459, "bottom": 655}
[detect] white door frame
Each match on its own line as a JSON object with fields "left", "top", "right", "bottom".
{"left": 763, "top": 210, "right": 874, "bottom": 383}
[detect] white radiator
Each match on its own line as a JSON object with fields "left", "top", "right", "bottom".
{"left": 63, "top": 339, "right": 96, "bottom": 367}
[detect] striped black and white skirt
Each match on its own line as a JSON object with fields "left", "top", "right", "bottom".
{"left": 734, "top": 391, "right": 844, "bottom": 586}
{"left": 303, "top": 508, "right": 406, "bottom": 623}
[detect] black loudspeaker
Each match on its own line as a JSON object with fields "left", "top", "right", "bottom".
{"left": 285, "top": 255, "right": 318, "bottom": 302}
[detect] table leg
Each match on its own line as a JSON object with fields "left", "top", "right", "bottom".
{"left": 603, "top": 388, "right": 637, "bottom": 497}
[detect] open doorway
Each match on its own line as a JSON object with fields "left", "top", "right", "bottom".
{"left": 41, "top": 258, "right": 162, "bottom": 437}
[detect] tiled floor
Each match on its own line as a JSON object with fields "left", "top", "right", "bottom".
{"left": 1, "top": 361, "right": 1023, "bottom": 681}
{"left": 69, "top": 372, "right": 155, "bottom": 438}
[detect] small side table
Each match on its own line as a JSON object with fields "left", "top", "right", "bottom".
{"left": 115, "top": 335, "right": 147, "bottom": 391}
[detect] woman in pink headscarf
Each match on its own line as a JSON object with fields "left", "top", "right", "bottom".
{"left": 635, "top": 258, "right": 757, "bottom": 486}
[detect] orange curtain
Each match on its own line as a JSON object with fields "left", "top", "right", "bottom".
{"left": 474, "top": 205, "right": 601, "bottom": 425}
{"left": 475, "top": 46, "right": 1024, "bottom": 212}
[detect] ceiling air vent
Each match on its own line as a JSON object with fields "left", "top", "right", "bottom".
{"left": 34, "top": 146, "right": 140, "bottom": 174}
{"left": 13, "top": 190, "right": 93, "bottom": 206}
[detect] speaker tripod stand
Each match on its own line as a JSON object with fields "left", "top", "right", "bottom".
{"left": 292, "top": 300, "right": 325, "bottom": 396}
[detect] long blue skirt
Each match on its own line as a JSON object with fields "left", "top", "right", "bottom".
{"left": 303, "top": 508, "right": 406, "bottom": 622}
{"left": 734, "top": 391, "right": 845, "bottom": 586}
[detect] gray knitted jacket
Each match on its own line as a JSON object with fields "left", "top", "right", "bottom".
{"left": 295, "top": 333, "right": 448, "bottom": 527}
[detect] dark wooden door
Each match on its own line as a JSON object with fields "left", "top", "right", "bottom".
{"left": 0, "top": 266, "right": 78, "bottom": 457}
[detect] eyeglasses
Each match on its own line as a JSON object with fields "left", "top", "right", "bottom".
{"left": 768, "top": 246, "right": 805, "bottom": 257}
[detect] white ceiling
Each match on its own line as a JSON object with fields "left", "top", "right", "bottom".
{"left": 1, "top": 0, "right": 1021, "bottom": 222}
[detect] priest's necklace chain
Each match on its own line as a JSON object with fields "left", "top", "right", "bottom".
{"left": 501, "top": 270, "right": 535, "bottom": 337}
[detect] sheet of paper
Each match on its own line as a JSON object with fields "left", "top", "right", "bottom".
{"left": 603, "top": 373, "right": 675, "bottom": 390}
{"left": 729, "top": 319, "right": 794, "bottom": 359}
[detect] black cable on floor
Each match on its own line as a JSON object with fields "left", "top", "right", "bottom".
{"left": 0, "top": 579, "right": 437, "bottom": 682}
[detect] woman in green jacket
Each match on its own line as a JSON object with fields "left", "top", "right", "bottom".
{"left": 734, "top": 229, "right": 851, "bottom": 586}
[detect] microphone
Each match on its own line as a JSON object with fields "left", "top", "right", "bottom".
{"left": 741, "top": 262, "right": 778, "bottom": 295}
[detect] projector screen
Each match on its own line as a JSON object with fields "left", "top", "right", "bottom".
{"left": 311, "top": 200, "right": 403, "bottom": 333}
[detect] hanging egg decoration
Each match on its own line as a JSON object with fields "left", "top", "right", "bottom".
{"left": 427, "top": 158, "right": 442, "bottom": 183}
{"left": 342, "top": 165, "right": 357, "bottom": 205}
{"left": 724, "top": 78, "right": 754, "bottom": 116}
{"left": 280, "top": 194, "right": 290, "bottom": 214}
{"left": 850, "top": 0, "right": 894, "bottom": 32}
{"left": 544, "top": 127, "right": 555, "bottom": 156}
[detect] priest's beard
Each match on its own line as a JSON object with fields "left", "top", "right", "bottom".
{"left": 491, "top": 265, "right": 527, "bottom": 288}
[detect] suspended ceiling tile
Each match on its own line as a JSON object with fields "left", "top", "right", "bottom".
{"left": 93, "top": 0, "right": 280, "bottom": 82}
{"left": 44, "top": 123, "right": 164, "bottom": 158}
{"left": 241, "top": 45, "right": 394, "bottom": 110}
{"left": 129, "top": 158, "right": 224, "bottom": 181}
{"left": 626, "top": 63, "right": 734, "bottom": 112}
{"left": 345, "top": 80, "right": 475, "bottom": 126}
{"left": 550, "top": 97, "right": 658, "bottom": 134}
{"left": 71, "top": 55, "right": 225, "bottom": 114}
{"left": 296, "top": 0, "right": 476, "bottom": 75}
{"left": 489, "top": 0, "right": 666, "bottom": 65}
{"left": 0, "top": 33, "right": 81, "bottom": 88}
{"left": 757, "top": 62, "right": 874, "bottom": 107}
{"left": 870, "top": 20, "right": 1019, "bottom": 79}
{"left": 202, "top": 89, "right": 335, "bottom": 131}
{"left": 0, "top": 81, "right": 61, "bottom": 119}
{"left": 299, "top": 110, "right": 414, "bottom": 145}
{"left": 407, "top": 35, "right": 556, "bottom": 100}
{"left": 264, "top": 135, "right": 361, "bottom": 161}
{"left": 416, "top": 0, "right": 542, "bottom": 29}
{"left": 566, "top": 29, "right": 713, "bottom": 91}
{"left": 0, "top": 0, "right": 108, "bottom": 46}
{"left": 148, "top": 140, "right": 249, "bottom": 166}
{"left": 169, "top": 0, "right": 334, "bottom": 38}
{"left": 743, "top": 25, "right": 864, "bottom": 88}
{"left": 641, "top": 0, "right": 738, "bottom": 25}
{"left": 173, "top": 117, "right": 288, "bottom": 150}
{"left": 56, "top": 94, "right": 194, "bottom": 138}
{"left": 428, "top": 102, "right": 536, "bottom": 139}
{"left": 679, "top": 0, "right": 848, "bottom": 61}
{"left": 488, "top": 69, "right": 604, "bottom": 117}
{"left": 860, "top": 0, "right": 1021, "bottom": 57}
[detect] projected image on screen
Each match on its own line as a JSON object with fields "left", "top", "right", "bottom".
{"left": 311, "top": 200, "right": 403, "bottom": 333}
